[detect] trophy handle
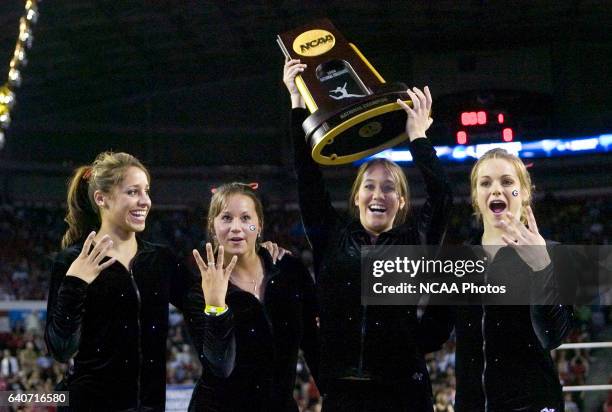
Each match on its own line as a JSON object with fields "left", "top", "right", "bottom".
{"left": 276, "top": 36, "right": 319, "bottom": 113}
{"left": 348, "top": 43, "right": 386, "bottom": 84}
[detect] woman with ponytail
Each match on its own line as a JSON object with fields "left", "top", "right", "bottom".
{"left": 45, "top": 151, "right": 199, "bottom": 411}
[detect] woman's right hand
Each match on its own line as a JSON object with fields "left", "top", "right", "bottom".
{"left": 193, "top": 243, "right": 237, "bottom": 308}
{"left": 66, "top": 231, "right": 116, "bottom": 284}
{"left": 283, "top": 58, "right": 307, "bottom": 108}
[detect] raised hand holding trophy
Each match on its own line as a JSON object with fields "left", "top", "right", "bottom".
{"left": 277, "top": 18, "right": 412, "bottom": 165}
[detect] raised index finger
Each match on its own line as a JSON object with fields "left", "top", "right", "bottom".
{"left": 225, "top": 255, "right": 238, "bottom": 281}
{"left": 192, "top": 249, "right": 207, "bottom": 273}
{"left": 81, "top": 231, "right": 96, "bottom": 257}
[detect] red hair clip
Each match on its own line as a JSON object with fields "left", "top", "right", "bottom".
{"left": 82, "top": 167, "right": 93, "bottom": 181}
{"left": 525, "top": 162, "right": 534, "bottom": 169}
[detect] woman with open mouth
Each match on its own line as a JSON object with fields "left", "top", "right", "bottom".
{"left": 188, "top": 182, "right": 319, "bottom": 411}
{"left": 449, "top": 148, "right": 574, "bottom": 411}
{"left": 283, "top": 59, "right": 453, "bottom": 411}
{"left": 45, "top": 151, "right": 200, "bottom": 411}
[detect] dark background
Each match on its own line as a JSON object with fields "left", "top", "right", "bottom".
{"left": 0, "top": 1, "right": 611, "bottom": 204}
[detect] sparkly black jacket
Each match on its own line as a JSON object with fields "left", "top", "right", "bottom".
{"left": 290, "top": 108, "right": 453, "bottom": 407}
{"left": 426, "top": 237, "right": 575, "bottom": 412}
{"left": 448, "top": 241, "right": 574, "bottom": 412}
{"left": 188, "top": 249, "right": 319, "bottom": 412}
{"left": 45, "top": 238, "right": 198, "bottom": 412}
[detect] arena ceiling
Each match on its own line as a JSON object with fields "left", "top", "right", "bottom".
{"left": 0, "top": 1, "right": 611, "bottom": 166}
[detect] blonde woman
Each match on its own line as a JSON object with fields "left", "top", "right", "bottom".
{"left": 451, "top": 148, "right": 573, "bottom": 411}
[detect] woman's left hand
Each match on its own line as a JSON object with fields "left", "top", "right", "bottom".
{"left": 396, "top": 86, "right": 433, "bottom": 141}
{"left": 495, "top": 206, "right": 551, "bottom": 272}
{"left": 261, "top": 241, "right": 292, "bottom": 264}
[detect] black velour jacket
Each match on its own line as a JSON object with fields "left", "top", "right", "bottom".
{"left": 188, "top": 249, "right": 319, "bottom": 412}
{"left": 450, "top": 240, "right": 574, "bottom": 412}
{"left": 290, "top": 108, "right": 453, "bottom": 409}
{"left": 45, "top": 237, "right": 198, "bottom": 412}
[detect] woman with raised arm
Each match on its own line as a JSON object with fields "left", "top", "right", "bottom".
{"left": 283, "top": 59, "right": 453, "bottom": 411}
{"left": 188, "top": 182, "right": 319, "bottom": 412}
{"left": 45, "top": 152, "right": 197, "bottom": 411}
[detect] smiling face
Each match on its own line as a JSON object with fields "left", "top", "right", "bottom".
{"left": 213, "top": 194, "right": 260, "bottom": 256}
{"left": 98, "top": 166, "right": 151, "bottom": 235}
{"left": 475, "top": 158, "right": 525, "bottom": 229}
{"left": 353, "top": 163, "right": 406, "bottom": 236}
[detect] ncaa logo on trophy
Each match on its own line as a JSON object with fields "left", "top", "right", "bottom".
{"left": 277, "top": 18, "right": 413, "bottom": 165}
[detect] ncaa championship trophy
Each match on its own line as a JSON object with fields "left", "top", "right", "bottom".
{"left": 277, "top": 18, "right": 411, "bottom": 165}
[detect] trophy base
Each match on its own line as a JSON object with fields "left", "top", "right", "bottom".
{"left": 303, "top": 83, "right": 410, "bottom": 165}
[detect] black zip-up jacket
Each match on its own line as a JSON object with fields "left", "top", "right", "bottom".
{"left": 290, "top": 108, "right": 452, "bottom": 405}
{"left": 45, "top": 238, "right": 197, "bottom": 411}
{"left": 188, "top": 249, "right": 319, "bottom": 412}
{"left": 455, "top": 241, "right": 573, "bottom": 412}
{"left": 448, "top": 241, "right": 574, "bottom": 412}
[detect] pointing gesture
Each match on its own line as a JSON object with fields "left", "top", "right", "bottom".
{"left": 193, "top": 243, "right": 237, "bottom": 308}
{"left": 66, "top": 232, "right": 116, "bottom": 284}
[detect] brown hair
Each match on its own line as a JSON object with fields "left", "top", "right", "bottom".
{"left": 470, "top": 148, "right": 532, "bottom": 224}
{"left": 61, "top": 152, "right": 150, "bottom": 248}
{"left": 348, "top": 158, "right": 410, "bottom": 227}
{"left": 207, "top": 183, "right": 264, "bottom": 250}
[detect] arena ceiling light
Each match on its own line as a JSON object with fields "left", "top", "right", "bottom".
{"left": 0, "top": 0, "right": 40, "bottom": 150}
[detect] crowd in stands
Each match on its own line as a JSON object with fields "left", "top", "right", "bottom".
{"left": 0, "top": 193, "right": 609, "bottom": 411}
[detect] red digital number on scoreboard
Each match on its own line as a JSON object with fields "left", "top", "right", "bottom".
{"left": 456, "top": 110, "right": 513, "bottom": 144}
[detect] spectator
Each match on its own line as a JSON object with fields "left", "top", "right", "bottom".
{"left": 0, "top": 349, "right": 19, "bottom": 378}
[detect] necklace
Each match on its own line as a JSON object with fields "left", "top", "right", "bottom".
{"left": 230, "top": 273, "right": 264, "bottom": 299}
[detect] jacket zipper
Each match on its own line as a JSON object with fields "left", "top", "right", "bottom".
{"left": 481, "top": 250, "right": 490, "bottom": 412}
{"left": 481, "top": 305, "right": 488, "bottom": 412}
{"left": 128, "top": 265, "right": 143, "bottom": 410}
{"left": 357, "top": 305, "right": 367, "bottom": 377}
{"left": 356, "top": 234, "right": 374, "bottom": 378}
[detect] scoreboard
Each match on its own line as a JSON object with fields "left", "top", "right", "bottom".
{"left": 456, "top": 109, "right": 514, "bottom": 144}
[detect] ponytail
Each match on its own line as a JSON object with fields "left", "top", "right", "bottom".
{"left": 61, "top": 151, "right": 150, "bottom": 248}
{"left": 61, "top": 166, "right": 99, "bottom": 248}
